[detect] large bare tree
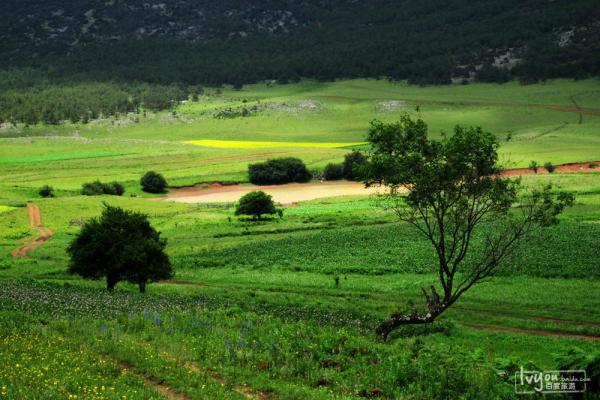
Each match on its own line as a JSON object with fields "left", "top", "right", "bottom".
{"left": 363, "top": 116, "right": 574, "bottom": 339}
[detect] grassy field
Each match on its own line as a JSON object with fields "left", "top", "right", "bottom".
{"left": 2, "top": 78, "right": 600, "bottom": 198}
{"left": 0, "top": 79, "right": 599, "bottom": 399}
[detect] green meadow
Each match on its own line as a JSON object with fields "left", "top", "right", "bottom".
{"left": 0, "top": 79, "right": 599, "bottom": 399}
{"left": 2, "top": 78, "right": 600, "bottom": 197}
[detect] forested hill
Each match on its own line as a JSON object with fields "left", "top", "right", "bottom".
{"left": 1, "top": 0, "right": 600, "bottom": 87}
{"left": 2, "top": 0, "right": 599, "bottom": 85}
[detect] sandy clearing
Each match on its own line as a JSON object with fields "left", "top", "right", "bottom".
{"left": 166, "top": 181, "right": 389, "bottom": 205}
{"left": 164, "top": 161, "right": 599, "bottom": 205}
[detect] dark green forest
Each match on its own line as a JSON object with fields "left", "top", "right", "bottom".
{"left": 1, "top": 0, "right": 599, "bottom": 125}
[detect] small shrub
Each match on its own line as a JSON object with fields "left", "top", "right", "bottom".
{"left": 81, "top": 181, "right": 106, "bottom": 196}
{"left": 38, "top": 185, "right": 55, "bottom": 198}
{"left": 110, "top": 181, "right": 125, "bottom": 196}
{"left": 324, "top": 163, "right": 344, "bottom": 180}
{"left": 100, "top": 182, "right": 118, "bottom": 195}
{"left": 235, "top": 191, "right": 279, "bottom": 220}
{"left": 81, "top": 181, "right": 125, "bottom": 196}
{"left": 528, "top": 160, "right": 539, "bottom": 174}
{"left": 343, "top": 151, "right": 367, "bottom": 181}
{"left": 589, "top": 162, "right": 599, "bottom": 169}
{"left": 248, "top": 158, "right": 311, "bottom": 185}
{"left": 140, "top": 171, "right": 167, "bottom": 193}
{"left": 544, "top": 162, "right": 556, "bottom": 173}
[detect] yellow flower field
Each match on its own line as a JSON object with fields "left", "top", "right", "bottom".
{"left": 184, "top": 139, "right": 365, "bottom": 149}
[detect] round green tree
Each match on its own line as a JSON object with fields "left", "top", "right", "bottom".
{"left": 67, "top": 204, "right": 173, "bottom": 292}
{"left": 38, "top": 185, "right": 55, "bottom": 198}
{"left": 140, "top": 171, "right": 168, "bottom": 193}
{"left": 342, "top": 151, "right": 367, "bottom": 181}
{"left": 235, "top": 191, "right": 279, "bottom": 220}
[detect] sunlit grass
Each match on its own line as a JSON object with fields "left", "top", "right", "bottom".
{"left": 184, "top": 139, "right": 365, "bottom": 149}
{"left": 0, "top": 205, "right": 15, "bottom": 214}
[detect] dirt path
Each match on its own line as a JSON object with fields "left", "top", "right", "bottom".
{"left": 182, "top": 360, "right": 271, "bottom": 400}
{"left": 465, "top": 323, "right": 600, "bottom": 341}
{"left": 114, "top": 359, "right": 189, "bottom": 400}
{"left": 11, "top": 204, "right": 53, "bottom": 258}
{"left": 501, "top": 160, "right": 600, "bottom": 177}
{"left": 135, "top": 340, "right": 272, "bottom": 400}
{"left": 454, "top": 306, "right": 600, "bottom": 327}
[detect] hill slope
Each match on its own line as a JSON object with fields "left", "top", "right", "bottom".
{"left": 1, "top": 0, "right": 599, "bottom": 84}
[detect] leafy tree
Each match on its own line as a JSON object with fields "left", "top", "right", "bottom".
{"left": 323, "top": 163, "right": 344, "bottom": 180}
{"left": 67, "top": 204, "right": 173, "bottom": 292}
{"left": 248, "top": 158, "right": 311, "bottom": 185}
{"left": 235, "top": 191, "right": 279, "bottom": 220}
{"left": 529, "top": 160, "right": 539, "bottom": 174}
{"left": 141, "top": 171, "right": 168, "bottom": 193}
{"left": 545, "top": 162, "right": 556, "bottom": 173}
{"left": 363, "top": 116, "right": 574, "bottom": 339}
{"left": 38, "top": 185, "right": 54, "bottom": 198}
{"left": 342, "top": 151, "right": 367, "bottom": 181}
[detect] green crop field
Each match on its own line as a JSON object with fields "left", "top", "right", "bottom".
{"left": 1, "top": 79, "right": 599, "bottom": 399}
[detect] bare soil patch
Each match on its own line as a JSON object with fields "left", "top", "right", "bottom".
{"left": 165, "top": 161, "right": 599, "bottom": 205}
{"left": 166, "top": 181, "right": 389, "bottom": 205}
{"left": 501, "top": 161, "right": 600, "bottom": 177}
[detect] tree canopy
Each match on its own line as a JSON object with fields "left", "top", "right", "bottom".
{"left": 67, "top": 204, "right": 173, "bottom": 292}
{"left": 141, "top": 171, "right": 168, "bottom": 194}
{"left": 363, "top": 116, "right": 574, "bottom": 339}
{"left": 235, "top": 191, "right": 280, "bottom": 220}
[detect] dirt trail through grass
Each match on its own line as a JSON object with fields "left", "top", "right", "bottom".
{"left": 11, "top": 204, "right": 53, "bottom": 258}
{"left": 501, "top": 161, "right": 600, "bottom": 177}
{"left": 465, "top": 323, "right": 600, "bottom": 341}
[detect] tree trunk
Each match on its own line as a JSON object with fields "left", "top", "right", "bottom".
{"left": 375, "top": 311, "right": 439, "bottom": 340}
{"left": 106, "top": 275, "right": 118, "bottom": 292}
{"left": 138, "top": 281, "right": 146, "bottom": 293}
{"left": 376, "top": 286, "right": 449, "bottom": 340}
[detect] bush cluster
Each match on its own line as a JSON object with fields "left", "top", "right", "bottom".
{"left": 248, "top": 158, "right": 311, "bottom": 185}
{"left": 81, "top": 181, "right": 125, "bottom": 196}
{"left": 323, "top": 163, "right": 344, "bottom": 180}
{"left": 140, "top": 171, "right": 168, "bottom": 193}
{"left": 38, "top": 185, "right": 55, "bottom": 198}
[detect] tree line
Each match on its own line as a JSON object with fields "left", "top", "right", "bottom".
{"left": 0, "top": 73, "right": 191, "bottom": 125}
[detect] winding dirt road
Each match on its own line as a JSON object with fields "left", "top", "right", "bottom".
{"left": 11, "top": 204, "right": 53, "bottom": 258}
